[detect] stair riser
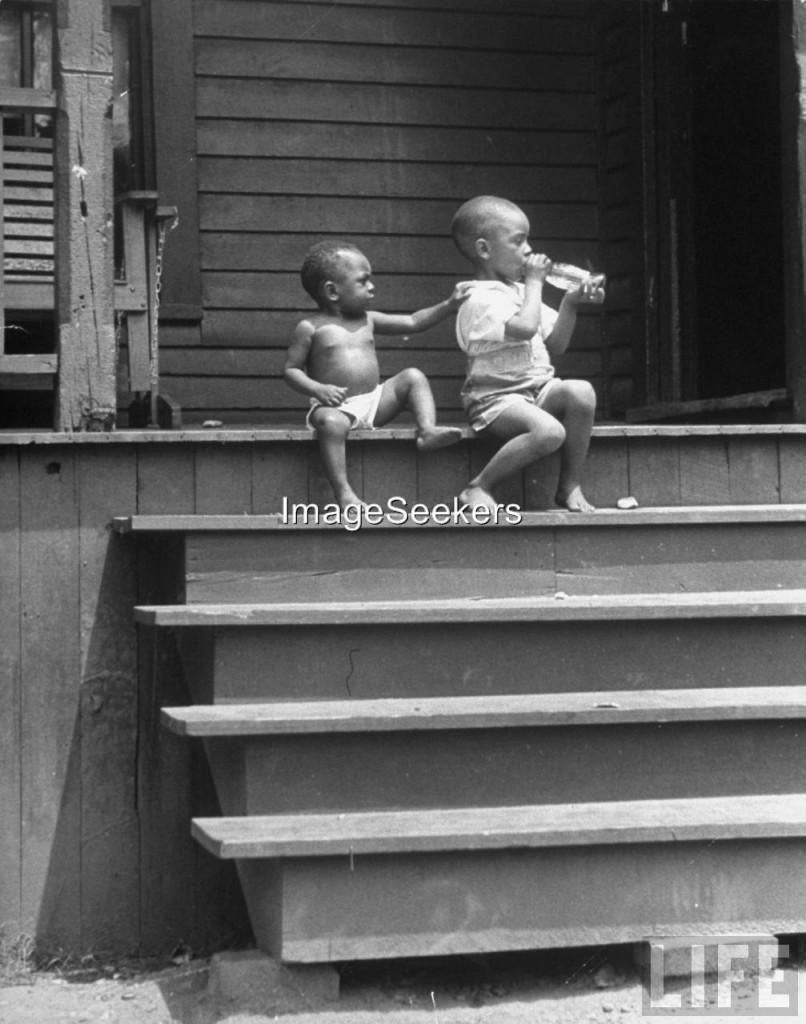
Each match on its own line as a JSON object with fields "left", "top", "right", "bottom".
{"left": 184, "top": 523, "right": 806, "bottom": 602}
{"left": 201, "top": 720, "right": 806, "bottom": 814}
{"left": 237, "top": 838, "right": 806, "bottom": 962}
{"left": 196, "top": 619, "right": 806, "bottom": 702}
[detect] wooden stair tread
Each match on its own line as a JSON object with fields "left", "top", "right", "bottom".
{"left": 135, "top": 588, "right": 806, "bottom": 626}
{"left": 114, "top": 504, "right": 806, "bottom": 533}
{"left": 162, "top": 685, "right": 806, "bottom": 735}
{"left": 192, "top": 793, "right": 806, "bottom": 859}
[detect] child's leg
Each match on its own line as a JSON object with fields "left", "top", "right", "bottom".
{"left": 541, "top": 379, "right": 597, "bottom": 512}
{"left": 309, "top": 406, "right": 362, "bottom": 508}
{"left": 375, "top": 369, "right": 462, "bottom": 451}
{"left": 459, "top": 402, "right": 566, "bottom": 512}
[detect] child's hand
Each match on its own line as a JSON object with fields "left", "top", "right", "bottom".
{"left": 449, "top": 281, "right": 475, "bottom": 308}
{"left": 523, "top": 253, "right": 551, "bottom": 283}
{"left": 565, "top": 273, "right": 606, "bottom": 307}
{"left": 315, "top": 383, "right": 349, "bottom": 406}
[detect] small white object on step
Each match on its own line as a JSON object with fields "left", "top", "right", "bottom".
{"left": 616, "top": 496, "right": 639, "bottom": 510}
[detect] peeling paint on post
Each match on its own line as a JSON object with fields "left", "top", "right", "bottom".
{"left": 54, "top": 0, "right": 116, "bottom": 431}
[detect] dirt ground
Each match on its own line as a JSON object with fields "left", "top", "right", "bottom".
{"left": 2, "top": 945, "right": 805, "bottom": 1024}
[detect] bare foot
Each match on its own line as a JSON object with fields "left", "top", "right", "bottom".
{"left": 458, "top": 484, "right": 499, "bottom": 514}
{"left": 556, "top": 485, "right": 595, "bottom": 513}
{"left": 416, "top": 426, "right": 463, "bottom": 452}
{"left": 334, "top": 486, "right": 365, "bottom": 511}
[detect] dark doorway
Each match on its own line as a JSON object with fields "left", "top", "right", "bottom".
{"left": 649, "top": 0, "right": 787, "bottom": 408}
{"left": 688, "top": 0, "right": 786, "bottom": 399}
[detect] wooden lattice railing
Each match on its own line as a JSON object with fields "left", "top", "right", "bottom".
{"left": 0, "top": 86, "right": 58, "bottom": 388}
{"left": 1, "top": 85, "right": 178, "bottom": 422}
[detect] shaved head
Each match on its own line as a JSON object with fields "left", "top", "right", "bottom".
{"left": 451, "top": 196, "right": 526, "bottom": 262}
{"left": 300, "top": 240, "right": 365, "bottom": 302}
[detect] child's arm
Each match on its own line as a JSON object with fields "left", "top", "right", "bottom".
{"left": 370, "top": 281, "right": 473, "bottom": 336}
{"left": 546, "top": 276, "right": 605, "bottom": 356}
{"left": 503, "top": 254, "right": 552, "bottom": 340}
{"left": 283, "top": 321, "right": 348, "bottom": 406}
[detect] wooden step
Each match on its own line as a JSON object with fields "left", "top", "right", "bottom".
{"left": 191, "top": 794, "right": 806, "bottom": 961}
{"left": 163, "top": 686, "right": 806, "bottom": 735}
{"left": 193, "top": 794, "right": 806, "bottom": 858}
{"left": 116, "top": 505, "right": 806, "bottom": 599}
{"left": 134, "top": 588, "right": 806, "bottom": 626}
{"left": 163, "top": 688, "right": 806, "bottom": 814}
{"left": 145, "top": 589, "right": 806, "bottom": 702}
{"left": 114, "top": 505, "right": 806, "bottom": 533}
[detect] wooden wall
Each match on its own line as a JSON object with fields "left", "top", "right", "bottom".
{"left": 156, "top": 0, "right": 608, "bottom": 424}
{"left": 0, "top": 440, "right": 251, "bottom": 956}
{"left": 596, "top": 1, "right": 645, "bottom": 418}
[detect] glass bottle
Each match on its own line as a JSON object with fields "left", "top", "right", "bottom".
{"left": 545, "top": 261, "right": 604, "bottom": 292}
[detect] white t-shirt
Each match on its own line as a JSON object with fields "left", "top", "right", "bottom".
{"left": 455, "top": 280, "right": 558, "bottom": 401}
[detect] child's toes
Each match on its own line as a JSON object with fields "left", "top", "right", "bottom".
{"left": 417, "top": 427, "right": 463, "bottom": 452}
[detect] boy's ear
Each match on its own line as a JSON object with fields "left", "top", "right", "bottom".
{"left": 323, "top": 280, "right": 339, "bottom": 302}
{"left": 474, "top": 237, "right": 491, "bottom": 261}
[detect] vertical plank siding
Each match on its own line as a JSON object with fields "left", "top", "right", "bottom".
{"left": 157, "top": 0, "right": 605, "bottom": 424}
{"left": 596, "top": 2, "right": 644, "bottom": 417}
{"left": 77, "top": 450, "right": 140, "bottom": 952}
{"left": 0, "top": 450, "right": 22, "bottom": 939}
{"left": 19, "top": 452, "right": 82, "bottom": 950}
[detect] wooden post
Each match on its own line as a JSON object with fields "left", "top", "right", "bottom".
{"left": 53, "top": 0, "right": 116, "bottom": 431}
{"left": 787, "top": 4, "right": 806, "bottom": 422}
{"left": 149, "top": 0, "right": 203, "bottom": 323}
{"left": 0, "top": 127, "right": 5, "bottom": 356}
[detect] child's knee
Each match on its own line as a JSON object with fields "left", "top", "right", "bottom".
{"left": 544, "top": 420, "right": 567, "bottom": 451}
{"left": 567, "top": 379, "right": 597, "bottom": 414}
{"left": 399, "top": 367, "right": 428, "bottom": 390}
{"left": 311, "top": 408, "right": 350, "bottom": 439}
{"left": 526, "top": 418, "right": 565, "bottom": 454}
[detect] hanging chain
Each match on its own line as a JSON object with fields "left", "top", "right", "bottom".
{"left": 114, "top": 309, "right": 124, "bottom": 347}
{"left": 151, "top": 212, "right": 178, "bottom": 367}
{"left": 149, "top": 211, "right": 178, "bottom": 397}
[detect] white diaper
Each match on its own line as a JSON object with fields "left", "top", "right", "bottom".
{"left": 306, "top": 384, "right": 383, "bottom": 431}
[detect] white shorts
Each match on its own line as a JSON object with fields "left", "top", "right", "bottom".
{"left": 463, "top": 378, "right": 560, "bottom": 432}
{"left": 306, "top": 384, "right": 383, "bottom": 432}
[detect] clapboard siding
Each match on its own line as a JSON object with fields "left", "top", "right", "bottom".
{"left": 196, "top": 79, "right": 596, "bottom": 129}
{"left": 195, "top": 40, "right": 595, "bottom": 91}
{"left": 159, "top": 346, "right": 608, "bottom": 379}
{"left": 190, "top": 308, "right": 605, "bottom": 355}
{"left": 193, "top": 2, "right": 596, "bottom": 51}
{"left": 158, "top": 0, "right": 605, "bottom": 422}
{"left": 254, "top": 0, "right": 583, "bottom": 11}
{"left": 198, "top": 196, "right": 600, "bottom": 237}
{"left": 201, "top": 234, "right": 601, "bottom": 273}
{"left": 196, "top": 122, "right": 597, "bottom": 164}
{"left": 201, "top": 272, "right": 608, "bottom": 311}
{"left": 203, "top": 272, "right": 464, "bottom": 309}
{"left": 197, "top": 160, "right": 598, "bottom": 200}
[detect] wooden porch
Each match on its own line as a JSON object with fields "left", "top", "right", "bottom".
{"left": 2, "top": 425, "right": 806, "bottom": 957}
{"left": 2, "top": 0, "right": 806, "bottom": 971}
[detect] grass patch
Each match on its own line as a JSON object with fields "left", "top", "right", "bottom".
{"left": 0, "top": 931, "right": 36, "bottom": 985}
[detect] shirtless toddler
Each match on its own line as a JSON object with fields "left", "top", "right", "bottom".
{"left": 284, "top": 241, "right": 471, "bottom": 508}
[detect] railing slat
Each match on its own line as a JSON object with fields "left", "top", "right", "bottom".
{"left": 0, "top": 86, "right": 57, "bottom": 112}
